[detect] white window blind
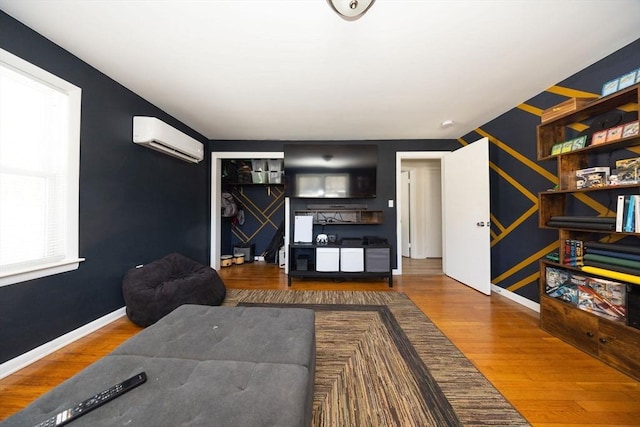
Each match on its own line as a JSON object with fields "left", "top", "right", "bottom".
{"left": 0, "top": 49, "right": 83, "bottom": 287}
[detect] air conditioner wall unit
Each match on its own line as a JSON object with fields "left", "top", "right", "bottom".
{"left": 133, "top": 116, "right": 204, "bottom": 163}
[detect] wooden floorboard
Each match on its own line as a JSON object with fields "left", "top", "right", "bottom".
{"left": 1, "top": 260, "right": 639, "bottom": 426}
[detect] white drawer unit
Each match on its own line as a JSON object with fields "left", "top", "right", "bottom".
{"left": 340, "top": 248, "right": 364, "bottom": 272}
{"left": 316, "top": 247, "right": 340, "bottom": 272}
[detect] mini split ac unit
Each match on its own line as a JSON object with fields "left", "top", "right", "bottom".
{"left": 133, "top": 116, "right": 204, "bottom": 163}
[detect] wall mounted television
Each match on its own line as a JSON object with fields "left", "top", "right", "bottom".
{"left": 284, "top": 144, "right": 377, "bottom": 199}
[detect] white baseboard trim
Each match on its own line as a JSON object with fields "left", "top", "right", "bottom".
{"left": 491, "top": 284, "right": 540, "bottom": 313}
{"left": 0, "top": 307, "right": 126, "bottom": 380}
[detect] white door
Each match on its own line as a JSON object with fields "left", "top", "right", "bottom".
{"left": 442, "top": 137, "right": 491, "bottom": 295}
{"left": 401, "top": 171, "right": 411, "bottom": 257}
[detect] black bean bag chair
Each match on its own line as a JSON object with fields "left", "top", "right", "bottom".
{"left": 122, "top": 253, "right": 226, "bottom": 327}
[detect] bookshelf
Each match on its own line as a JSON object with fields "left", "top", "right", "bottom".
{"left": 537, "top": 83, "right": 640, "bottom": 380}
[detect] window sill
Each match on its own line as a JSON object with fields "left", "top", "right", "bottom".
{"left": 0, "top": 258, "right": 86, "bottom": 288}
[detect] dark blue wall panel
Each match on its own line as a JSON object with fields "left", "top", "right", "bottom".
{"left": 0, "top": 12, "right": 211, "bottom": 363}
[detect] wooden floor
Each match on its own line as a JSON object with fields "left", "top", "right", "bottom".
{"left": 1, "top": 260, "right": 639, "bottom": 426}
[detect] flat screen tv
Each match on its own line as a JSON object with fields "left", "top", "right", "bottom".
{"left": 284, "top": 144, "right": 377, "bottom": 198}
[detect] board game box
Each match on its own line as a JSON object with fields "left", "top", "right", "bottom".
{"left": 576, "top": 167, "right": 610, "bottom": 189}
{"left": 578, "top": 277, "right": 627, "bottom": 322}
{"left": 545, "top": 267, "right": 577, "bottom": 304}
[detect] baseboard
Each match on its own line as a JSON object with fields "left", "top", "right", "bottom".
{"left": 491, "top": 284, "right": 540, "bottom": 313}
{"left": 0, "top": 307, "right": 127, "bottom": 380}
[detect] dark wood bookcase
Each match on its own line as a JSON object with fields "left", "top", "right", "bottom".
{"left": 537, "top": 83, "right": 640, "bottom": 380}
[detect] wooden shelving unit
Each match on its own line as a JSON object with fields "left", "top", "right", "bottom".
{"left": 537, "top": 83, "right": 640, "bottom": 380}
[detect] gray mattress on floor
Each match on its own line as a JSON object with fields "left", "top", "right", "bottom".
{"left": 1, "top": 305, "right": 316, "bottom": 427}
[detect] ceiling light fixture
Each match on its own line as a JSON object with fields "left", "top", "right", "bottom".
{"left": 328, "top": 0, "right": 375, "bottom": 20}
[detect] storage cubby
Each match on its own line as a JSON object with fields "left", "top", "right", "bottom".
{"left": 288, "top": 243, "right": 392, "bottom": 287}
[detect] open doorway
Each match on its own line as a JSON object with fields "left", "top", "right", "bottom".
{"left": 395, "top": 152, "right": 448, "bottom": 275}
{"left": 210, "top": 151, "right": 283, "bottom": 269}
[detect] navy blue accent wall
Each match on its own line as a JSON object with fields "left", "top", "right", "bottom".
{"left": 211, "top": 139, "right": 459, "bottom": 267}
{"left": 462, "top": 38, "right": 640, "bottom": 303}
{"left": 0, "top": 12, "right": 211, "bottom": 363}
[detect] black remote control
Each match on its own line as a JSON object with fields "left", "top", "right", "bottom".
{"left": 33, "top": 372, "right": 147, "bottom": 427}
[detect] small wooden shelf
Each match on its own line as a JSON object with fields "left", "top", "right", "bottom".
{"left": 294, "top": 209, "right": 383, "bottom": 225}
{"left": 538, "top": 134, "right": 640, "bottom": 161}
{"left": 537, "top": 84, "right": 640, "bottom": 160}
{"left": 540, "top": 182, "right": 640, "bottom": 195}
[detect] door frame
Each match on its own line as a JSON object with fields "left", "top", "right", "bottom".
{"left": 210, "top": 151, "right": 283, "bottom": 269}
{"left": 395, "top": 151, "right": 448, "bottom": 275}
{"left": 400, "top": 169, "right": 412, "bottom": 258}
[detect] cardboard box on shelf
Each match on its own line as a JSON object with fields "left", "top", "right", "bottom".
{"left": 606, "top": 125, "right": 624, "bottom": 142}
{"left": 541, "top": 98, "right": 595, "bottom": 123}
{"left": 622, "top": 121, "right": 639, "bottom": 138}
{"left": 576, "top": 167, "right": 610, "bottom": 189}
{"left": 591, "top": 130, "right": 608, "bottom": 145}
{"left": 615, "top": 157, "right": 640, "bottom": 183}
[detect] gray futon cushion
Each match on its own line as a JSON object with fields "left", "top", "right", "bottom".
{"left": 1, "top": 305, "right": 316, "bottom": 427}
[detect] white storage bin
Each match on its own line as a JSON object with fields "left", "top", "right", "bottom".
{"left": 268, "top": 171, "right": 282, "bottom": 184}
{"left": 316, "top": 248, "right": 340, "bottom": 272}
{"left": 251, "top": 159, "right": 268, "bottom": 171}
{"left": 268, "top": 159, "right": 283, "bottom": 171}
{"left": 251, "top": 171, "right": 268, "bottom": 183}
{"left": 340, "top": 248, "right": 364, "bottom": 272}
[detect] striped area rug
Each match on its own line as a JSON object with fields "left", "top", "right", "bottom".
{"left": 223, "top": 289, "right": 530, "bottom": 427}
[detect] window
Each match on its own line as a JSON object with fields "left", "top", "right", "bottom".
{"left": 0, "top": 48, "right": 83, "bottom": 287}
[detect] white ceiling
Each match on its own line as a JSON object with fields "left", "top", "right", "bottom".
{"left": 1, "top": 0, "right": 639, "bottom": 141}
